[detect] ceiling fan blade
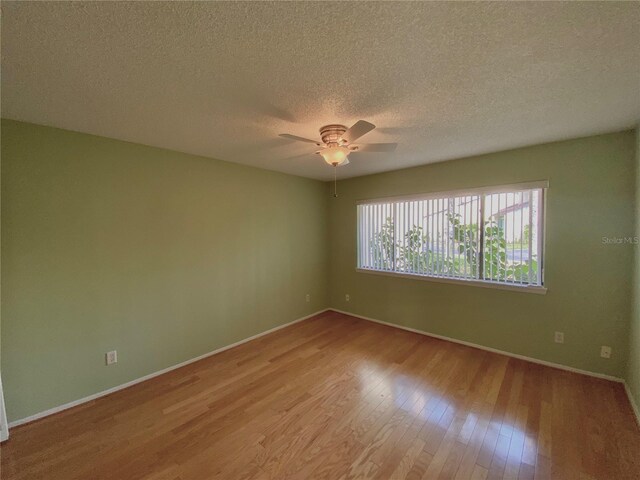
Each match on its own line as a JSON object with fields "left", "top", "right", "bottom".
{"left": 282, "top": 152, "right": 317, "bottom": 161}
{"left": 279, "top": 134, "right": 322, "bottom": 145}
{"left": 353, "top": 143, "right": 398, "bottom": 153}
{"left": 341, "top": 120, "right": 375, "bottom": 143}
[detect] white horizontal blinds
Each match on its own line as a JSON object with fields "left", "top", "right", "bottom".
{"left": 417, "top": 201, "right": 423, "bottom": 276}
{"left": 395, "top": 199, "right": 426, "bottom": 274}
{"left": 360, "top": 202, "right": 395, "bottom": 271}
{"left": 385, "top": 202, "right": 394, "bottom": 271}
{"left": 375, "top": 203, "right": 380, "bottom": 269}
{"left": 358, "top": 203, "right": 375, "bottom": 270}
{"left": 373, "top": 203, "right": 380, "bottom": 269}
{"left": 373, "top": 203, "right": 377, "bottom": 268}
{"left": 356, "top": 205, "right": 364, "bottom": 268}
{"left": 531, "top": 189, "right": 541, "bottom": 284}
{"left": 438, "top": 198, "right": 445, "bottom": 276}
{"left": 435, "top": 198, "right": 440, "bottom": 276}
{"left": 426, "top": 199, "right": 433, "bottom": 276}
{"left": 453, "top": 195, "right": 480, "bottom": 280}
{"left": 446, "top": 196, "right": 455, "bottom": 278}
{"left": 396, "top": 200, "right": 404, "bottom": 272}
{"left": 356, "top": 185, "right": 544, "bottom": 286}
{"left": 358, "top": 204, "right": 362, "bottom": 268}
{"left": 457, "top": 195, "right": 481, "bottom": 280}
{"left": 385, "top": 194, "right": 482, "bottom": 279}
{"left": 482, "top": 189, "right": 541, "bottom": 285}
{"left": 459, "top": 196, "right": 466, "bottom": 278}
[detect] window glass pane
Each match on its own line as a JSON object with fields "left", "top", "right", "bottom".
{"left": 357, "top": 186, "right": 544, "bottom": 287}
{"left": 448, "top": 195, "right": 481, "bottom": 279}
{"left": 359, "top": 203, "right": 394, "bottom": 271}
{"left": 483, "top": 189, "right": 540, "bottom": 285}
{"left": 395, "top": 200, "right": 429, "bottom": 275}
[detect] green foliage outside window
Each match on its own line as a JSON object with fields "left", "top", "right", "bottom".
{"left": 369, "top": 214, "right": 537, "bottom": 283}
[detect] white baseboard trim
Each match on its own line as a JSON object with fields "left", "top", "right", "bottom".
{"left": 0, "top": 375, "right": 9, "bottom": 441}
{"left": 11, "top": 307, "right": 635, "bottom": 431}
{"left": 329, "top": 308, "right": 624, "bottom": 383}
{"left": 8, "top": 309, "right": 330, "bottom": 429}
{"left": 624, "top": 382, "right": 640, "bottom": 428}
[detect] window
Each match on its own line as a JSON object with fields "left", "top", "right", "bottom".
{"left": 357, "top": 182, "right": 546, "bottom": 291}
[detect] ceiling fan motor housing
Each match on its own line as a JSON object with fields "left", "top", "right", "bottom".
{"left": 319, "top": 124, "right": 348, "bottom": 145}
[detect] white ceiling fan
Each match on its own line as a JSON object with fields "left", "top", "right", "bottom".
{"left": 280, "top": 120, "right": 397, "bottom": 167}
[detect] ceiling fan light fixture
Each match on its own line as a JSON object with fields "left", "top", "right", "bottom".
{"left": 319, "top": 145, "right": 350, "bottom": 166}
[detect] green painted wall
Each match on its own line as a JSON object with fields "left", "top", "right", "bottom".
{"left": 627, "top": 126, "right": 640, "bottom": 411}
{"left": 1, "top": 120, "right": 329, "bottom": 422}
{"left": 329, "top": 131, "right": 636, "bottom": 378}
{"left": 2, "top": 119, "right": 637, "bottom": 424}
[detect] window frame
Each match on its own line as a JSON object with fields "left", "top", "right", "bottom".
{"left": 355, "top": 181, "right": 548, "bottom": 294}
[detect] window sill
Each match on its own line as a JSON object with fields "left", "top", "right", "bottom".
{"left": 355, "top": 268, "right": 547, "bottom": 295}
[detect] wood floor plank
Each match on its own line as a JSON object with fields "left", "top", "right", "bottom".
{"left": 389, "top": 437, "right": 426, "bottom": 480}
{"left": 1, "top": 311, "right": 639, "bottom": 480}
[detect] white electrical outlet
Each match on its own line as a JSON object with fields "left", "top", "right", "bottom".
{"left": 105, "top": 350, "right": 118, "bottom": 365}
{"left": 345, "top": 294, "right": 350, "bottom": 302}
{"left": 600, "top": 346, "right": 612, "bottom": 359}
{"left": 305, "top": 294, "right": 310, "bottom": 303}
{"left": 554, "top": 332, "right": 564, "bottom": 344}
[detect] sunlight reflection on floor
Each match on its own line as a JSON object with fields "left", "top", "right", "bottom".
{"left": 355, "top": 360, "right": 538, "bottom": 467}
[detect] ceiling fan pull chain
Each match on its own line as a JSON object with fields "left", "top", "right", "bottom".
{"left": 333, "top": 165, "right": 338, "bottom": 198}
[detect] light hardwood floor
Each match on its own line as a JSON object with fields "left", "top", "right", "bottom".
{"left": 1, "top": 311, "right": 639, "bottom": 479}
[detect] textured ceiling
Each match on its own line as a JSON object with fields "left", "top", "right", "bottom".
{"left": 2, "top": 2, "right": 640, "bottom": 180}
